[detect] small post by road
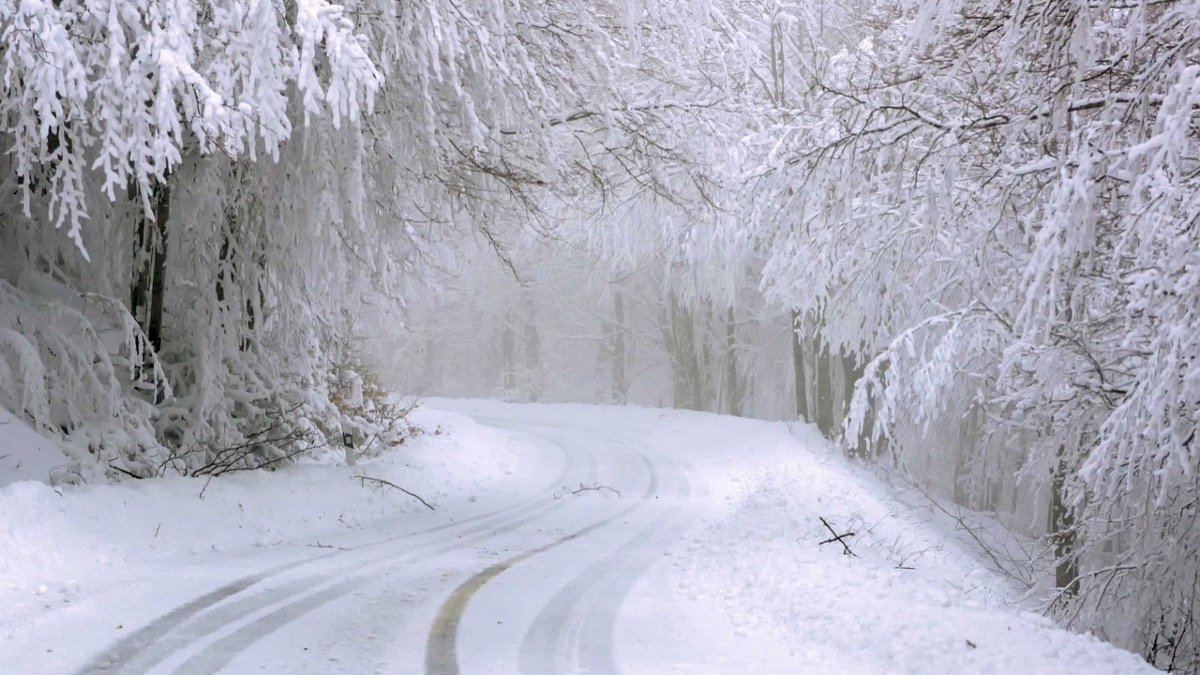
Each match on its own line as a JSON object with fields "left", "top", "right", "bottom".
{"left": 342, "top": 420, "right": 356, "bottom": 467}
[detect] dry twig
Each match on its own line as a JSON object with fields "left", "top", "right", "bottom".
{"left": 553, "top": 483, "right": 621, "bottom": 500}
{"left": 354, "top": 475, "right": 435, "bottom": 511}
{"left": 819, "top": 516, "right": 858, "bottom": 557}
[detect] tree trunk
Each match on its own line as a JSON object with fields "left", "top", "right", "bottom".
{"left": 815, "top": 340, "right": 835, "bottom": 436}
{"left": 1050, "top": 301, "right": 1080, "bottom": 595}
{"left": 666, "top": 293, "right": 704, "bottom": 411}
{"left": 1050, "top": 454, "right": 1080, "bottom": 595}
{"left": 791, "top": 310, "right": 808, "bottom": 421}
{"left": 841, "top": 350, "right": 863, "bottom": 415}
{"left": 840, "top": 349, "right": 865, "bottom": 451}
{"left": 724, "top": 305, "right": 743, "bottom": 416}
{"left": 424, "top": 334, "right": 438, "bottom": 388}
{"left": 129, "top": 179, "right": 170, "bottom": 402}
{"left": 216, "top": 206, "right": 257, "bottom": 352}
{"left": 523, "top": 314, "right": 540, "bottom": 401}
{"left": 146, "top": 182, "right": 168, "bottom": 352}
{"left": 501, "top": 312, "right": 517, "bottom": 392}
{"left": 612, "top": 290, "right": 628, "bottom": 404}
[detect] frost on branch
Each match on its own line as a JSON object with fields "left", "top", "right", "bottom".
{"left": 0, "top": 0, "right": 382, "bottom": 257}
{"left": 0, "top": 278, "right": 163, "bottom": 482}
{"left": 730, "top": 0, "right": 1200, "bottom": 667}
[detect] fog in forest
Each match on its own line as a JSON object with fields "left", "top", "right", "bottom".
{"left": 3, "top": 0, "right": 1200, "bottom": 669}
{"left": 368, "top": 236, "right": 801, "bottom": 421}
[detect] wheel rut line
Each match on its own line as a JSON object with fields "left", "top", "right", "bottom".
{"left": 73, "top": 552, "right": 339, "bottom": 675}
{"left": 76, "top": 425, "right": 590, "bottom": 675}
{"left": 577, "top": 486, "right": 692, "bottom": 673}
{"left": 425, "top": 452, "right": 659, "bottom": 675}
{"left": 518, "top": 453, "right": 692, "bottom": 675}
{"left": 78, "top": 502, "right": 553, "bottom": 675}
{"left": 166, "top": 492, "right": 602, "bottom": 675}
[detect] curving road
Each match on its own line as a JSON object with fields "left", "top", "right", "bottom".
{"left": 44, "top": 402, "right": 1173, "bottom": 675}
{"left": 74, "top": 411, "right": 695, "bottom": 675}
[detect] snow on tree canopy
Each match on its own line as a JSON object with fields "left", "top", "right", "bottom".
{"left": 0, "top": 0, "right": 380, "bottom": 257}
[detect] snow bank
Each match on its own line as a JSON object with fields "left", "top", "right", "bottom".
{"left": 0, "top": 405, "right": 70, "bottom": 487}
{"left": 0, "top": 407, "right": 525, "bottom": 638}
{"left": 652, "top": 418, "right": 1157, "bottom": 674}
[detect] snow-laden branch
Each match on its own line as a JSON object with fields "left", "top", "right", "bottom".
{"left": 0, "top": 0, "right": 383, "bottom": 257}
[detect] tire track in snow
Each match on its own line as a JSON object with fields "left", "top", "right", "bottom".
{"left": 517, "top": 453, "right": 691, "bottom": 675}
{"left": 171, "top": 487, "right": 599, "bottom": 675}
{"left": 75, "top": 557, "right": 337, "bottom": 675}
{"left": 76, "top": 425, "right": 593, "bottom": 675}
{"left": 424, "top": 450, "right": 662, "bottom": 675}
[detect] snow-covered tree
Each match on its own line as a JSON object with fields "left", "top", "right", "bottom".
{"left": 0, "top": 0, "right": 752, "bottom": 477}
{"left": 734, "top": 0, "right": 1200, "bottom": 666}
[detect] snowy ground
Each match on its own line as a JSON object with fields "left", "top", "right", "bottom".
{"left": 0, "top": 399, "right": 1158, "bottom": 674}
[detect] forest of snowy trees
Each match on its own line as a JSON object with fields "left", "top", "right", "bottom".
{"left": 2, "top": 0, "right": 1198, "bottom": 669}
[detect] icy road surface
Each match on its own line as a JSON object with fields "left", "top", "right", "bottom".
{"left": 1, "top": 400, "right": 1159, "bottom": 674}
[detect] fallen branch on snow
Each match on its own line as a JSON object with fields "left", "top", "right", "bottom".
{"left": 818, "top": 516, "right": 857, "bottom": 557}
{"left": 307, "top": 541, "right": 350, "bottom": 551}
{"left": 553, "top": 483, "right": 621, "bottom": 500}
{"left": 353, "top": 475, "right": 436, "bottom": 511}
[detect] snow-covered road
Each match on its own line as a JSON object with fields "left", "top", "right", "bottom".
{"left": 1, "top": 401, "right": 1161, "bottom": 674}
{"left": 425, "top": 420, "right": 692, "bottom": 675}
{"left": 63, "top": 420, "right": 681, "bottom": 674}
